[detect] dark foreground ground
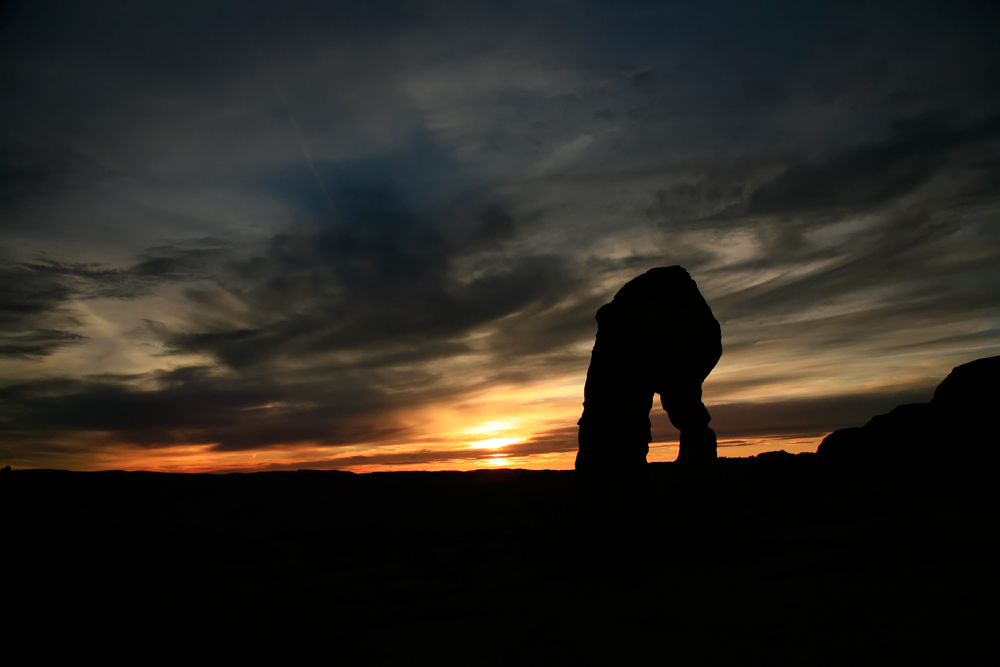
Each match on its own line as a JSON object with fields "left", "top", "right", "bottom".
{"left": 3, "top": 453, "right": 994, "bottom": 664}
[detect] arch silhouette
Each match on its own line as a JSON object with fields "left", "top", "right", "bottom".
{"left": 576, "top": 266, "right": 722, "bottom": 485}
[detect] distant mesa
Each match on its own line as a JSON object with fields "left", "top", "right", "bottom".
{"left": 818, "top": 356, "right": 1000, "bottom": 465}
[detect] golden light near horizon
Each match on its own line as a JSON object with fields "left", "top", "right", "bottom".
{"left": 462, "top": 419, "right": 521, "bottom": 435}
{"left": 483, "top": 455, "right": 512, "bottom": 466}
{"left": 469, "top": 437, "right": 522, "bottom": 449}
{"left": 463, "top": 419, "right": 525, "bottom": 449}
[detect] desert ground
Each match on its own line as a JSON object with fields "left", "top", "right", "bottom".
{"left": 4, "top": 452, "right": 991, "bottom": 664}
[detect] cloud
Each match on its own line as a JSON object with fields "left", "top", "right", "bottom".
{"left": 0, "top": 239, "right": 230, "bottom": 358}
{"left": 654, "top": 386, "right": 939, "bottom": 442}
{"left": 0, "top": 261, "right": 82, "bottom": 358}
{"left": 30, "top": 238, "right": 230, "bottom": 297}
{"left": 0, "top": 366, "right": 406, "bottom": 451}
{"left": 165, "top": 233, "right": 589, "bottom": 373}
{"left": 300, "top": 425, "right": 582, "bottom": 469}
{"left": 0, "top": 329, "right": 85, "bottom": 360}
{"left": 157, "top": 141, "right": 593, "bottom": 372}
{"left": 744, "top": 113, "right": 1000, "bottom": 216}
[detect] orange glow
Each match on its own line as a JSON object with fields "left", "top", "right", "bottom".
{"left": 17, "top": 429, "right": 826, "bottom": 474}
{"left": 469, "top": 437, "right": 522, "bottom": 449}
{"left": 483, "top": 455, "right": 511, "bottom": 466}
{"left": 9, "top": 368, "right": 835, "bottom": 473}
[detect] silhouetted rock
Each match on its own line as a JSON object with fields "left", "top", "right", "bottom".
{"left": 754, "top": 449, "right": 795, "bottom": 462}
{"left": 816, "top": 427, "right": 866, "bottom": 462}
{"left": 932, "top": 355, "right": 1000, "bottom": 411}
{"left": 818, "top": 356, "right": 1000, "bottom": 465}
{"left": 576, "top": 266, "right": 722, "bottom": 490}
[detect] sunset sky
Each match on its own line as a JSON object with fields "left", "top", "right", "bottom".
{"left": 2, "top": 1, "right": 998, "bottom": 472}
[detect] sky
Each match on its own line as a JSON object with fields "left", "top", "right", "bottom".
{"left": 1, "top": 0, "right": 999, "bottom": 472}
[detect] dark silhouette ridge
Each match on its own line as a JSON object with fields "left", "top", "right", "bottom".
{"left": 576, "top": 266, "right": 722, "bottom": 491}
{"left": 818, "top": 355, "right": 1000, "bottom": 466}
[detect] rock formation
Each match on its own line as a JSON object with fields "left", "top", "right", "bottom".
{"left": 576, "top": 266, "right": 722, "bottom": 483}
{"left": 818, "top": 355, "right": 1000, "bottom": 465}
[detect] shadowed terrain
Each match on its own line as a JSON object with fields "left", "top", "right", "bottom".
{"left": 3, "top": 450, "right": 992, "bottom": 663}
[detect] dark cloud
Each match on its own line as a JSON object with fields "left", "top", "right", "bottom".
{"left": 261, "top": 131, "right": 467, "bottom": 221}
{"left": 0, "top": 262, "right": 74, "bottom": 326}
{"left": 503, "top": 427, "right": 580, "bottom": 457}
{"left": 26, "top": 238, "right": 229, "bottom": 298}
{"left": 706, "top": 204, "right": 1000, "bottom": 354}
{"left": 0, "top": 1, "right": 426, "bottom": 88}
{"left": 168, "top": 238, "right": 585, "bottom": 370}
{"left": 0, "top": 366, "right": 405, "bottom": 451}
{"left": 164, "top": 164, "right": 588, "bottom": 370}
{"left": 655, "top": 386, "right": 939, "bottom": 442}
{"left": 0, "top": 329, "right": 85, "bottom": 360}
{"left": 745, "top": 113, "right": 1000, "bottom": 216}
{"left": 0, "top": 260, "right": 81, "bottom": 358}
{"left": 0, "top": 137, "right": 64, "bottom": 208}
